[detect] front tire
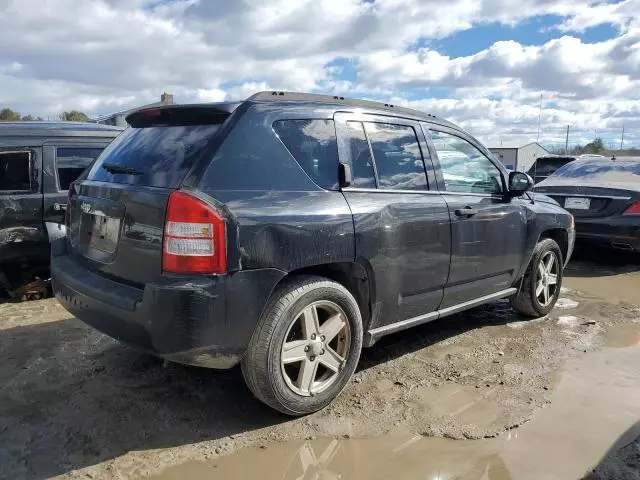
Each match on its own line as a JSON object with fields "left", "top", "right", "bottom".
{"left": 511, "top": 238, "right": 563, "bottom": 317}
{"left": 242, "top": 276, "right": 363, "bottom": 416}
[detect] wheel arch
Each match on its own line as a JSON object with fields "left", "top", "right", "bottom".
{"left": 272, "top": 261, "right": 375, "bottom": 333}
{"left": 539, "top": 228, "right": 569, "bottom": 264}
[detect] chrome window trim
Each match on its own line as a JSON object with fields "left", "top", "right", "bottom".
{"left": 342, "top": 186, "right": 504, "bottom": 199}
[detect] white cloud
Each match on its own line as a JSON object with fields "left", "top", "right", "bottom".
{"left": 558, "top": 0, "right": 640, "bottom": 31}
{"left": 358, "top": 31, "right": 640, "bottom": 100}
{"left": 0, "top": 0, "right": 638, "bottom": 147}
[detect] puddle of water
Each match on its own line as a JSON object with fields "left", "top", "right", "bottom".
{"left": 149, "top": 344, "right": 640, "bottom": 480}
{"left": 603, "top": 323, "right": 640, "bottom": 348}
{"left": 414, "top": 383, "right": 502, "bottom": 428}
{"left": 564, "top": 272, "right": 640, "bottom": 305}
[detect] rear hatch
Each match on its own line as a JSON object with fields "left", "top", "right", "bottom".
{"left": 534, "top": 159, "right": 640, "bottom": 219}
{"left": 67, "top": 105, "right": 236, "bottom": 286}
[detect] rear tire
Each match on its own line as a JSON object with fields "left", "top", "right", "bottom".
{"left": 511, "top": 238, "right": 563, "bottom": 317}
{"left": 242, "top": 276, "right": 363, "bottom": 416}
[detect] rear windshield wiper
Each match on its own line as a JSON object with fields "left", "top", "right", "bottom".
{"left": 101, "top": 163, "right": 143, "bottom": 175}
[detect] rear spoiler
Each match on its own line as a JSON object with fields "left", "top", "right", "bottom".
{"left": 126, "top": 102, "right": 242, "bottom": 128}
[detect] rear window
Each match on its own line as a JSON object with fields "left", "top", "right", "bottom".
{"left": 0, "top": 151, "right": 31, "bottom": 192}
{"left": 528, "top": 158, "right": 573, "bottom": 177}
{"left": 87, "top": 125, "right": 220, "bottom": 188}
{"left": 56, "top": 147, "right": 104, "bottom": 190}
{"left": 364, "top": 122, "right": 427, "bottom": 190}
{"left": 273, "top": 120, "right": 339, "bottom": 190}
{"left": 553, "top": 160, "right": 640, "bottom": 180}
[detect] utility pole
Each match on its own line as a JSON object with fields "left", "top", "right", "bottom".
{"left": 565, "top": 125, "right": 570, "bottom": 154}
{"left": 536, "top": 93, "right": 543, "bottom": 142}
{"left": 620, "top": 125, "right": 625, "bottom": 150}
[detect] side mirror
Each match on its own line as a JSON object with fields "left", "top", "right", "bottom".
{"left": 508, "top": 171, "right": 533, "bottom": 195}
{"left": 339, "top": 162, "right": 352, "bottom": 188}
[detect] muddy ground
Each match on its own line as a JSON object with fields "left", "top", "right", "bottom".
{"left": 0, "top": 248, "right": 638, "bottom": 479}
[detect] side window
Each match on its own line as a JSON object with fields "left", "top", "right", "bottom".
{"left": 272, "top": 119, "right": 339, "bottom": 190}
{"left": 430, "top": 130, "right": 503, "bottom": 194}
{"left": 0, "top": 151, "right": 31, "bottom": 192}
{"left": 363, "top": 122, "right": 427, "bottom": 190}
{"left": 56, "top": 147, "right": 104, "bottom": 191}
{"left": 344, "top": 121, "right": 376, "bottom": 188}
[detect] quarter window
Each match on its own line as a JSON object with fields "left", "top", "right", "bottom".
{"left": 0, "top": 151, "right": 31, "bottom": 192}
{"left": 56, "top": 147, "right": 104, "bottom": 190}
{"left": 273, "top": 120, "right": 339, "bottom": 190}
{"left": 430, "top": 130, "right": 503, "bottom": 194}
{"left": 363, "top": 122, "right": 427, "bottom": 190}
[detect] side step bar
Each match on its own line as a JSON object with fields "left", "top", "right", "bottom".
{"left": 364, "top": 288, "right": 518, "bottom": 346}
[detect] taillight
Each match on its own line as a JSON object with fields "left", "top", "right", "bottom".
{"left": 162, "top": 191, "right": 226, "bottom": 274}
{"left": 623, "top": 201, "right": 640, "bottom": 216}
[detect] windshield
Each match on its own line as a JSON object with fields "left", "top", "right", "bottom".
{"left": 87, "top": 125, "right": 220, "bottom": 188}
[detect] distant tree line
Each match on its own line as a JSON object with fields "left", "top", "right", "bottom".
{"left": 1, "top": 108, "right": 89, "bottom": 122}
{"left": 570, "top": 138, "right": 605, "bottom": 155}
{"left": 549, "top": 137, "right": 640, "bottom": 156}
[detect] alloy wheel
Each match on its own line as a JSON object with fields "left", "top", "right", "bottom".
{"left": 536, "top": 251, "right": 559, "bottom": 307}
{"left": 280, "top": 301, "right": 351, "bottom": 397}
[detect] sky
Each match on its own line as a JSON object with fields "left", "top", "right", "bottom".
{"left": 1, "top": 0, "right": 639, "bottom": 150}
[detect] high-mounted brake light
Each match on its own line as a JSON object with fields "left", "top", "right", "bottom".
{"left": 162, "top": 191, "right": 226, "bottom": 274}
{"left": 142, "top": 108, "right": 162, "bottom": 117}
{"left": 623, "top": 201, "right": 640, "bottom": 216}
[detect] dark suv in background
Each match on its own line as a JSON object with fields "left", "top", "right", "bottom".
{"left": 0, "top": 122, "right": 122, "bottom": 298}
{"left": 52, "top": 92, "right": 574, "bottom": 415}
{"left": 527, "top": 155, "right": 578, "bottom": 184}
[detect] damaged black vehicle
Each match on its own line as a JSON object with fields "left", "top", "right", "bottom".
{"left": 51, "top": 92, "right": 575, "bottom": 415}
{"left": 0, "top": 122, "right": 122, "bottom": 300}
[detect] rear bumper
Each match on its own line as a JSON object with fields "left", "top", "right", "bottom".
{"left": 575, "top": 217, "right": 640, "bottom": 252}
{"left": 51, "top": 240, "right": 285, "bottom": 368}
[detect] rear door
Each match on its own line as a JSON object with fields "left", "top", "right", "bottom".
{"left": 42, "top": 142, "right": 111, "bottom": 241}
{"left": 0, "top": 147, "right": 46, "bottom": 258}
{"left": 335, "top": 113, "right": 451, "bottom": 330}
{"left": 425, "top": 125, "right": 528, "bottom": 308}
{"left": 67, "top": 107, "right": 229, "bottom": 285}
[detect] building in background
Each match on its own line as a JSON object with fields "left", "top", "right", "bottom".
{"left": 488, "top": 142, "right": 550, "bottom": 171}
{"left": 94, "top": 92, "right": 174, "bottom": 127}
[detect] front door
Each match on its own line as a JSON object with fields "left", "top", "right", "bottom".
{"left": 335, "top": 113, "right": 451, "bottom": 330}
{"left": 425, "top": 126, "right": 528, "bottom": 308}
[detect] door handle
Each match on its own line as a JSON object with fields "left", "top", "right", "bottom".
{"left": 53, "top": 203, "right": 68, "bottom": 211}
{"left": 454, "top": 207, "right": 478, "bottom": 217}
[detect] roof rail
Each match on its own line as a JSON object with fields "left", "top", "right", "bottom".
{"left": 246, "top": 91, "right": 442, "bottom": 121}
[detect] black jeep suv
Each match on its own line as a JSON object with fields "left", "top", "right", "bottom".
{"left": 52, "top": 92, "right": 575, "bottom": 415}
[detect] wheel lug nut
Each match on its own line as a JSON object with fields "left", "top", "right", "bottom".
{"left": 304, "top": 346, "right": 309, "bottom": 352}
{"left": 311, "top": 334, "right": 316, "bottom": 340}
{"left": 310, "top": 356, "right": 315, "bottom": 361}
{"left": 320, "top": 349, "right": 325, "bottom": 355}
{"left": 321, "top": 336, "right": 325, "bottom": 341}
